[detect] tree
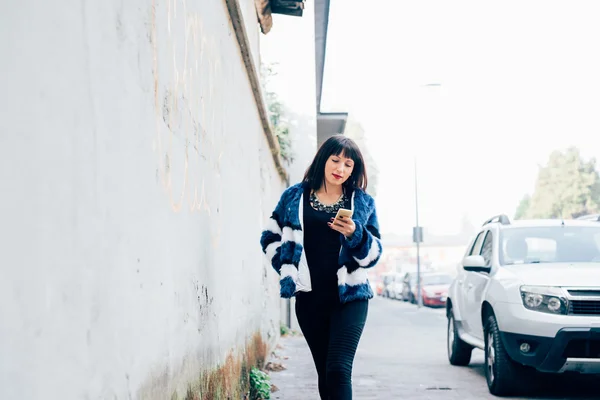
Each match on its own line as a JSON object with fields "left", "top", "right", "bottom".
{"left": 514, "top": 194, "right": 531, "bottom": 220}
{"left": 520, "top": 147, "right": 600, "bottom": 219}
{"left": 260, "top": 63, "right": 294, "bottom": 164}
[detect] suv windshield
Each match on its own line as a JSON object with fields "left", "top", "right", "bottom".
{"left": 500, "top": 226, "right": 600, "bottom": 265}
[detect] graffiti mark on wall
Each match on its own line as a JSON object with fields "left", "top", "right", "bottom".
{"left": 193, "top": 279, "right": 214, "bottom": 332}
{"left": 151, "top": 0, "right": 225, "bottom": 248}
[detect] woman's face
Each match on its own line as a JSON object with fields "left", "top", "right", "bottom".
{"left": 323, "top": 152, "right": 355, "bottom": 189}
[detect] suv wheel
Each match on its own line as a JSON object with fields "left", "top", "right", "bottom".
{"left": 447, "top": 308, "right": 473, "bottom": 366}
{"left": 484, "top": 314, "right": 527, "bottom": 396}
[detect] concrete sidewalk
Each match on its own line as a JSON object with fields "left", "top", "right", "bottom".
{"left": 267, "top": 334, "right": 319, "bottom": 399}
{"left": 265, "top": 299, "right": 467, "bottom": 399}
{"left": 265, "top": 298, "right": 599, "bottom": 400}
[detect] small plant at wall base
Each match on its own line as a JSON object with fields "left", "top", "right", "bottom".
{"left": 260, "top": 63, "right": 295, "bottom": 165}
{"left": 249, "top": 367, "right": 272, "bottom": 400}
{"left": 280, "top": 323, "right": 301, "bottom": 337}
{"left": 181, "top": 333, "right": 269, "bottom": 400}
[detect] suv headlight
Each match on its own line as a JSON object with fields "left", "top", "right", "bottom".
{"left": 520, "top": 286, "right": 568, "bottom": 315}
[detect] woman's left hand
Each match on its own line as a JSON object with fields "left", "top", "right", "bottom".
{"left": 328, "top": 216, "right": 356, "bottom": 238}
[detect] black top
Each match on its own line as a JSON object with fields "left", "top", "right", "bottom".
{"left": 302, "top": 185, "right": 352, "bottom": 298}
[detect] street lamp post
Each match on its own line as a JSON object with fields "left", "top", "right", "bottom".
{"left": 413, "top": 82, "right": 440, "bottom": 309}
{"left": 414, "top": 156, "right": 423, "bottom": 308}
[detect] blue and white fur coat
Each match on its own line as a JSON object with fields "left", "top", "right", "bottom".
{"left": 260, "top": 183, "right": 382, "bottom": 304}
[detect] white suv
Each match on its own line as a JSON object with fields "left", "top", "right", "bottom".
{"left": 446, "top": 215, "right": 600, "bottom": 396}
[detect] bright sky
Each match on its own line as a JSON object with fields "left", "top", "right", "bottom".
{"left": 321, "top": 0, "right": 600, "bottom": 236}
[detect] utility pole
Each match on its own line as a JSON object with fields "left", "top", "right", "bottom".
{"left": 414, "top": 157, "right": 423, "bottom": 308}
{"left": 413, "top": 83, "right": 439, "bottom": 309}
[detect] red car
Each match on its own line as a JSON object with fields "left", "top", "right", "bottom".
{"left": 419, "top": 273, "right": 453, "bottom": 307}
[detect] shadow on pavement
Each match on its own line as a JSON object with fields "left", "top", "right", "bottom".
{"left": 469, "top": 362, "right": 600, "bottom": 399}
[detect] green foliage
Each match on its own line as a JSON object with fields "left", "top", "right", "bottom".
{"left": 260, "top": 63, "right": 294, "bottom": 164}
{"left": 249, "top": 367, "right": 271, "bottom": 400}
{"left": 517, "top": 147, "right": 600, "bottom": 219}
{"left": 280, "top": 323, "right": 290, "bottom": 337}
{"left": 514, "top": 194, "right": 531, "bottom": 220}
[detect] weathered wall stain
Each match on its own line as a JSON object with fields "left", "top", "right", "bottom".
{"left": 152, "top": 0, "right": 224, "bottom": 217}
{"left": 138, "top": 331, "right": 268, "bottom": 400}
{"left": 150, "top": 0, "right": 226, "bottom": 251}
{"left": 192, "top": 280, "right": 214, "bottom": 333}
{"left": 188, "top": 333, "right": 267, "bottom": 400}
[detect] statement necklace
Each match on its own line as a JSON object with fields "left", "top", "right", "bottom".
{"left": 310, "top": 191, "right": 345, "bottom": 213}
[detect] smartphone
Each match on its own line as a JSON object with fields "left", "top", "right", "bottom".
{"left": 334, "top": 208, "right": 353, "bottom": 221}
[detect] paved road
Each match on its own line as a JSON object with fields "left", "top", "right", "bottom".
{"left": 268, "top": 297, "right": 598, "bottom": 399}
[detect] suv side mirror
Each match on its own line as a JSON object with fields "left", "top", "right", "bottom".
{"left": 463, "top": 255, "right": 491, "bottom": 273}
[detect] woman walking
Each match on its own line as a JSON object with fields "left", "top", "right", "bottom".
{"left": 260, "top": 135, "right": 382, "bottom": 399}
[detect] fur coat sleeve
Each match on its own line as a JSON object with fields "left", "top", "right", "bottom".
{"left": 259, "top": 191, "right": 286, "bottom": 275}
{"left": 342, "top": 195, "right": 382, "bottom": 269}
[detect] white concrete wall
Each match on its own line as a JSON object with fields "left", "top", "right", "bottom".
{"left": 0, "top": 1, "right": 284, "bottom": 399}
{"left": 260, "top": 3, "right": 318, "bottom": 332}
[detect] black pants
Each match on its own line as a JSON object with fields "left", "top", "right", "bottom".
{"left": 295, "top": 292, "right": 368, "bottom": 400}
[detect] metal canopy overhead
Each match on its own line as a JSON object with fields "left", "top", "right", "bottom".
{"left": 255, "top": 0, "right": 348, "bottom": 142}
{"left": 255, "top": 0, "right": 305, "bottom": 34}
{"left": 314, "top": 0, "right": 328, "bottom": 113}
{"left": 315, "top": 0, "right": 348, "bottom": 144}
{"left": 271, "top": 0, "right": 305, "bottom": 16}
{"left": 317, "top": 112, "right": 348, "bottom": 145}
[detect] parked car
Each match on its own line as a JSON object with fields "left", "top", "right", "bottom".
{"left": 576, "top": 214, "right": 600, "bottom": 222}
{"left": 381, "top": 272, "right": 402, "bottom": 299}
{"left": 389, "top": 277, "right": 404, "bottom": 300}
{"left": 401, "top": 272, "right": 452, "bottom": 306}
{"left": 401, "top": 272, "right": 417, "bottom": 303}
{"left": 446, "top": 214, "right": 600, "bottom": 396}
{"left": 375, "top": 279, "right": 385, "bottom": 296}
{"left": 420, "top": 273, "right": 452, "bottom": 307}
